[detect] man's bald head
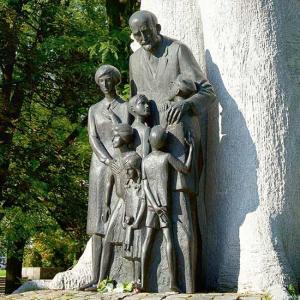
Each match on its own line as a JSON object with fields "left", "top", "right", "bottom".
{"left": 129, "top": 10, "right": 158, "bottom": 29}
{"left": 129, "top": 10, "right": 161, "bottom": 52}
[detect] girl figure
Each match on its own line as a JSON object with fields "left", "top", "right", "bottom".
{"left": 98, "top": 124, "right": 145, "bottom": 285}
{"left": 86, "top": 65, "right": 129, "bottom": 288}
{"left": 128, "top": 94, "right": 151, "bottom": 158}
{"left": 122, "top": 152, "right": 146, "bottom": 283}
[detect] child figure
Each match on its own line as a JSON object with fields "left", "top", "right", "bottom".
{"left": 159, "top": 75, "right": 197, "bottom": 126}
{"left": 122, "top": 152, "right": 146, "bottom": 283}
{"left": 161, "top": 75, "right": 202, "bottom": 196}
{"left": 98, "top": 124, "right": 145, "bottom": 285}
{"left": 102, "top": 95, "right": 150, "bottom": 223}
{"left": 128, "top": 94, "right": 151, "bottom": 158}
{"left": 141, "top": 125, "right": 194, "bottom": 292}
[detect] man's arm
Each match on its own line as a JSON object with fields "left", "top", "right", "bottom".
{"left": 178, "top": 43, "right": 216, "bottom": 115}
{"left": 167, "top": 43, "right": 216, "bottom": 124}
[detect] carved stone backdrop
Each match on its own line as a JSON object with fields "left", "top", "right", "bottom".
{"left": 48, "top": 2, "right": 300, "bottom": 299}
{"left": 141, "top": 0, "right": 300, "bottom": 298}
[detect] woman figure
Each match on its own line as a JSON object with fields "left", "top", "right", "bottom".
{"left": 86, "top": 65, "right": 129, "bottom": 287}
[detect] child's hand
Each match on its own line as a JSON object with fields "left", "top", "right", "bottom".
{"left": 131, "top": 220, "right": 139, "bottom": 229}
{"left": 102, "top": 204, "right": 111, "bottom": 223}
{"left": 154, "top": 206, "right": 167, "bottom": 219}
{"left": 184, "top": 130, "right": 194, "bottom": 148}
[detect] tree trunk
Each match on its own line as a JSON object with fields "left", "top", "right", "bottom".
{"left": 141, "top": 0, "right": 300, "bottom": 297}
{"left": 5, "top": 238, "right": 26, "bottom": 294}
{"left": 0, "top": 3, "right": 24, "bottom": 208}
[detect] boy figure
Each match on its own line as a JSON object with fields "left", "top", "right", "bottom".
{"left": 141, "top": 125, "right": 194, "bottom": 292}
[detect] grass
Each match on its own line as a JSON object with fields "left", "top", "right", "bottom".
{"left": 0, "top": 270, "right": 6, "bottom": 277}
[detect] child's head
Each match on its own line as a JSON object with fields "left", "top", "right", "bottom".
{"left": 149, "top": 125, "right": 167, "bottom": 150}
{"left": 95, "top": 65, "right": 121, "bottom": 95}
{"left": 112, "top": 124, "right": 133, "bottom": 148}
{"left": 128, "top": 94, "right": 150, "bottom": 117}
{"left": 170, "top": 75, "right": 196, "bottom": 99}
{"left": 123, "top": 152, "right": 142, "bottom": 180}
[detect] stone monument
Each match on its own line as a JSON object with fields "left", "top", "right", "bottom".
{"left": 50, "top": 10, "right": 215, "bottom": 293}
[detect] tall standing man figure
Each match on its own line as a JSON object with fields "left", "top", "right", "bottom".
{"left": 129, "top": 10, "right": 215, "bottom": 292}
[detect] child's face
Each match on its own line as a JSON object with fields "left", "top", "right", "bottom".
{"left": 112, "top": 131, "right": 123, "bottom": 148}
{"left": 134, "top": 96, "right": 150, "bottom": 117}
{"left": 98, "top": 75, "right": 115, "bottom": 95}
{"left": 126, "top": 167, "right": 137, "bottom": 180}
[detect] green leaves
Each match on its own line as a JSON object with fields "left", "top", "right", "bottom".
{"left": 97, "top": 279, "right": 134, "bottom": 293}
{"left": 97, "top": 278, "right": 116, "bottom": 293}
{"left": 0, "top": 0, "right": 139, "bottom": 270}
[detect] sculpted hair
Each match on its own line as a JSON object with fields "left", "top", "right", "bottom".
{"left": 128, "top": 94, "right": 148, "bottom": 116}
{"left": 174, "top": 75, "right": 196, "bottom": 98}
{"left": 149, "top": 125, "right": 167, "bottom": 149}
{"left": 123, "top": 152, "right": 142, "bottom": 170}
{"left": 95, "top": 64, "right": 121, "bottom": 86}
{"left": 113, "top": 124, "right": 133, "bottom": 144}
{"left": 129, "top": 10, "right": 158, "bottom": 28}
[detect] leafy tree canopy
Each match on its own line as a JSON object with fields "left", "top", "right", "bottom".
{"left": 0, "top": 0, "right": 139, "bottom": 275}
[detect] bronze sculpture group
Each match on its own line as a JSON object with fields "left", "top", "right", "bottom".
{"left": 85, "top": 10, "right": 215, "bottom": 293}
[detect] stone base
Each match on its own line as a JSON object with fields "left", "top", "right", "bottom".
{"left": 49, "top": 237, "right": 94, "bottom": 290}
{"left": 4, "top": 290, "right": 264, "bottom": 299}
{"left": 22, "top": 267, "right": 64, "bottom": 280}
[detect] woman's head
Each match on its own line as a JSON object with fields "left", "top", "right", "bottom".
{"left": 95, "top": 65, "right": 121, "bottom": 95}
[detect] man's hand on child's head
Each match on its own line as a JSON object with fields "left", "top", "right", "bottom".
{"left": 167, "top": 100, "right": 190, "bottom": 125}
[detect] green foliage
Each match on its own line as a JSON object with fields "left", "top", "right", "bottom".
{"left": 97, "top": 278, "right": 116, "bottom": 293}
{"left": 263, "top": 294, "right": 272, "bottom": 300}
{"left": 287, "top": 284, "right": 298, "bottom": 300}
{"left": 23, "top": 230, "right": 81, "bottom": 268}
{"left": 0, "top": 0, "right": 139, "bottom": 268}
{"left": 0, "top": 270, "right": 6, "bottom": 277}
{"left": 97, "top": 278, "right": 135, "bottom": 293}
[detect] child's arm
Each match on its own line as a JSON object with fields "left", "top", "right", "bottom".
{"left": 167, "top": 131, "right": 194, "bottom": 173}
{"left": 184, "top": 132, "right": 194, "bottom": 170}
{"left": 143, "top": 178, "right": 160, "bottom": 209}
{"left": 167, "top": 142, "right": 193, "bottom": 174}
{"left": 143, "top": 179, "right": 167, "bottom": 217}
{"left": 102, "top": 173, "right": 114, "bottom": 222}
{"left": 141, "top": 127, "right": 151, "bottom": 158}
{"left": 132, "top": 194, "right": 146, "bottom": 229}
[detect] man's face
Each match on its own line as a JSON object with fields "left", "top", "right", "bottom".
{"left": 134, "top": 96, "right": 150, "bottom": 117}
{"left": 130, "top": 18, "right": 160, "bottom": 52}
